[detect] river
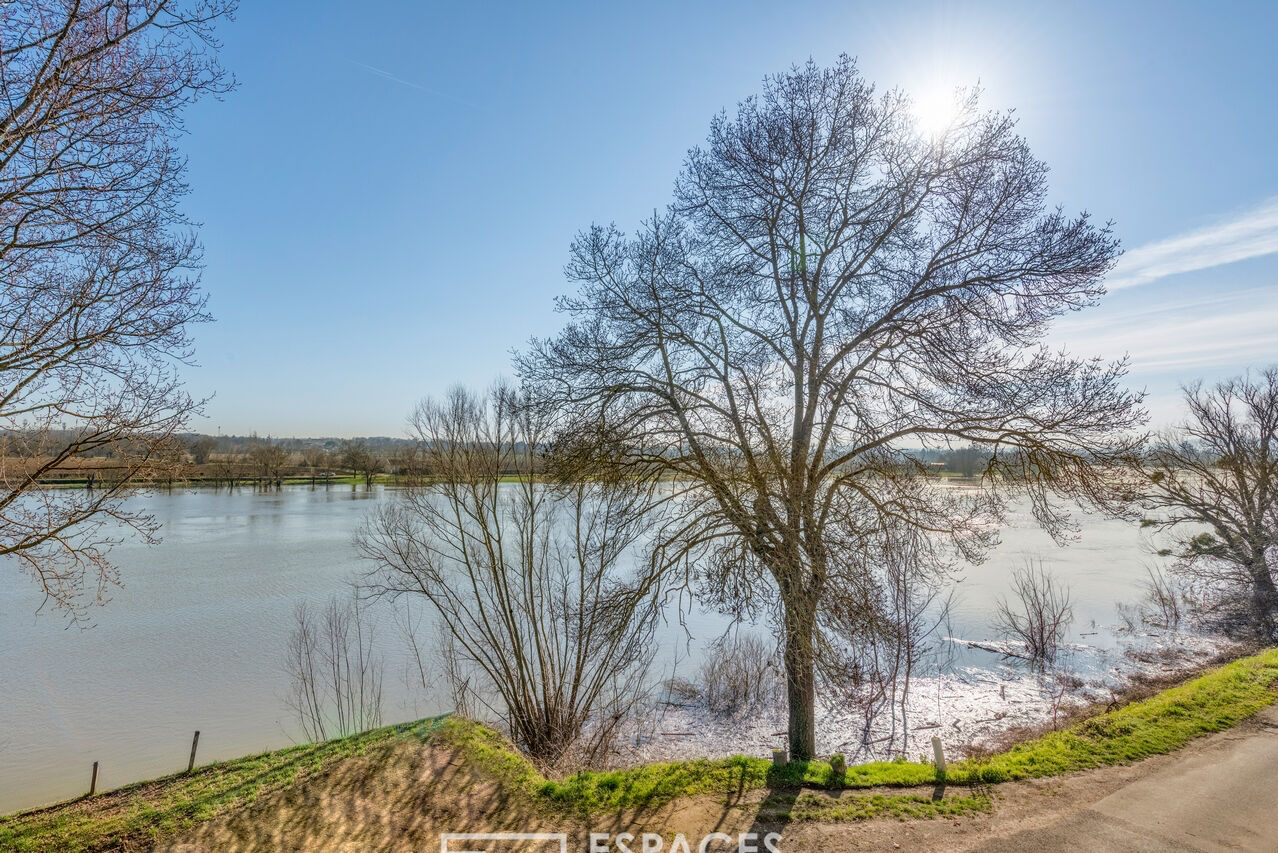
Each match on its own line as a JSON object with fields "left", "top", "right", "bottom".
{"left": 0, "top": 483, "right": 1176, "bottom": 814}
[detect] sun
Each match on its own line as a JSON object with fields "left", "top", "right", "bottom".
{"left": 912, "top": 82, "right": 962, "bottom": 137}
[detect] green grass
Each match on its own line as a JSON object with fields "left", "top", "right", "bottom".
{"left": 443, "top": 648, "right": 1278, "bottom": 815}
{"left": 0, "top": 716, "right": 448, "bottom": 853}
{"left": 440, "top": 715, "right": 946, "bottom": 813}
{"left": 943, "top": 647, "right": 1278, "bottom": 783}
{"left": 440, "top": 717, "right": 944, "bottom": 817}
{"left": 441, "top": 719, "right": 976, "bottom": 822}
{"left": 772, "top": 790, "right": 993, "bottom": 821}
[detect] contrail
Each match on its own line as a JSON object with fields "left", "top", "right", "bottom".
{"left": 1108, "top": 195, "right": 1278, "bottom": 290}
{"left": 346, "top": 59, "right": 471, "bottom": 106}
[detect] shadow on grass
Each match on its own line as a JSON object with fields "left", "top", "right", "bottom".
{"left": 578, "top": 758, "right": 770, "bottom": 843}
{"left": 166, "top": 732, "right": 544, "bottom": 851}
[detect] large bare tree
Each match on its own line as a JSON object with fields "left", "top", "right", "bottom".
{"left": 521, "top": 58, "right": 1144, "bottom": 759}
{"left": 0, "top": 1, "right": 234, "bottom": 616}
{"left": 1138, "top": 368, "right": 1278, "bottom": 639}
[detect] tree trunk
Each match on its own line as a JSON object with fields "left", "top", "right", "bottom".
{"left": 782, "top": 594, "right": 817, "bottom": 761}
{"left": 1250, "top": 560, "right": 1278, "bottom": 640}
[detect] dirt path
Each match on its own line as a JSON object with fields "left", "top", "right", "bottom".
{"left": 777, "top": 704, "right": 1278, "bottom": 852}
{"left": 158, "top": 706, "right": 1278, "bottom": 852}
{"left": 973, "top": 703, "right": 1278, "bottom": 852}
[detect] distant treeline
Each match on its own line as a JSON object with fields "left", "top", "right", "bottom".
{"left": 0, "top": 431, "right": 418, "bottom": 489}
{"left": 0, "top": 430, "right": 547, "bottom": 488}
{"left": 1, "top": 428, "right": 996, "bottom": 487}
{"left": 0, "top": 431, "right": 417, "bottom": 459}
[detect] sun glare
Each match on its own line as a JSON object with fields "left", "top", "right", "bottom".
{"left": 912, "top": 82, "right": 961, "bottom": 137}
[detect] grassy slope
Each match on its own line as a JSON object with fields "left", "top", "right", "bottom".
{"left": 444, "top": 647, "right": 1278, "bottom": 811}
{"left": 4, "top": 649, "right": 1277, "bottom": 850}
{"left": 954, "top": 646, "right": 1278, "bottom": 782}
{"left": 0, "top": 717, "right": 447, "bottom": 853}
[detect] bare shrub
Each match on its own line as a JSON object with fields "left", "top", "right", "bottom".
{"left": 817, "top": 521, "right": 954, "bottom": 757}
{"left": 285, "top": 593, "right": 385, "bottom": 741}
{"left": 1116, "top": 565, "right": 1184, "bottom": 632}
{"left": 439, "top": 631, "right": 480, "bottom": 722}
{"left": 390, "top": 599, "right": 436, "bottom": 717}
{"left": 1174, "top": 579, "right": 1263, "bottom": 639}
{"left": 662, "top": 676, "right": 702, "bottom": 706}
{"left": 993, "top": 561, "right": 1074, "bottom": 667}
{"left": 1115, "top": 602, "right": 1140, "bottom": 634}
{"left": 697, "top": 634, "right": 781, "bottom": 716}
{"left": 357, "top": 384, "right": 661, "bottom": 768}
{"left": 1140, "top": 565, "right": 1183, "bottom": 629}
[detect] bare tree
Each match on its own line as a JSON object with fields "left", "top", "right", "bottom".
{"left": 209, "top": 451, "right": 243, "bottom": 488}
{"left": 247, "top": 435, "right": 288, "bottom": 486}
{"left": 521, "top": 58, "right": 1143, "bottom": 758}
{"left": 284, "top": 593, "right": 385, "bottom": 742}
{"left": 357, "top": 384, "right": 661, "bottom": 768}
{"left": 300, "top": 446, "right": 335, "bottom": 485}
{"left": 152, "top": 434, "right": 190, "bottom": 488}
{"left": 695, "top": 633, "right": 781, "bottom": 717}
{"left": 1137, "top": 368, "right": 1278, "bottom": 639}
{"left": 992, "top": 560, "right": 1074, "bottom": 667}
{"left": 0, "top": 1, "right": 235, "bottom": 616}
{"left": 188, "top": 436, "right": 218, "bottom": 465}
{"left": 389, "top": 443, "right": 428, "bottom": 485}
{"left": 341, "top": 438, "right": 385, "bottom": 487}
{"left": 301, "top": 447, "right": 325, "bottom": 469}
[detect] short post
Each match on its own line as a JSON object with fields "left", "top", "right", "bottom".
{"left": 187, "top": 730, "right": 200, "bottom": 773}
{"left": 89, "top": 761, "right": 99, "bottom": 796}
{"left": 931, "top": 736, "right": 947, "bottom": 774}
{"left": 771, "top": 747, "right": 788, "bottom": 767}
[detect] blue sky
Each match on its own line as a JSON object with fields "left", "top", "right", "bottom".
{"left": 179, "top": 0, "right": 1278, "bottom": 437}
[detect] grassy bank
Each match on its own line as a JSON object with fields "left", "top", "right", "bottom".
{"left": 948, "top": 646, "right": 1278, "bottom": 783}
{"left": 443, "top": 647, "right": 1278, "bottom": 813}
{"left": 0, "top": 717, "right": 448, "bottom": 853}
{"left": 4, "top": 649, "right": 1277, "bottom": 850}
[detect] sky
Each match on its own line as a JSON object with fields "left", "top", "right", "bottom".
{"left": 177, "top": 0, "right": 1278, "bottom": 437}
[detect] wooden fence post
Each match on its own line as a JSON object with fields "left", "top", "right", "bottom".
{"left": 187, "top": 730, "right": 200, "bottom": 773}
{"left": 89, "top": 761, "right": 98, "bottom": 796}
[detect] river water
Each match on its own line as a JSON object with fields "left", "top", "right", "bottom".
{"left": 0, "top": 483, "right": 1168, "bottom": 814}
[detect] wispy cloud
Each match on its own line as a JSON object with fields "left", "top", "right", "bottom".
{"left": 1107, "top": 195, "right": 1278, "bottom": 290}
{"left": 1054, "top": 284, "right": 1278, "bottom": 373}
{"left": 346, "top": 60, "right": 470, "bottom": 106}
